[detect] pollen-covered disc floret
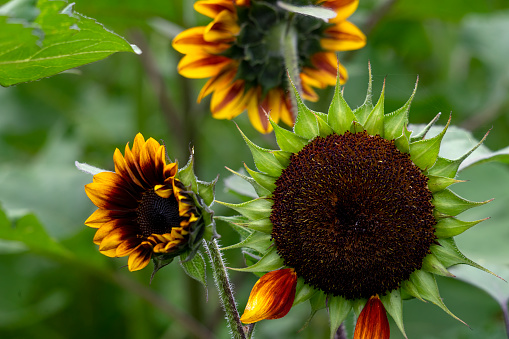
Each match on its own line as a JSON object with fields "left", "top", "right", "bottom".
{"left": 271, "top": 131, "right": 436, "bottom": 299}
{"left": 219, "top": 68, "right": 494, "bottom": 338}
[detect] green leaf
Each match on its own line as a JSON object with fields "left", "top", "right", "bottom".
{"left": 0, "top": 208, "right": 71, "bottom": 259}
{"left": 409, "top": 114, "right": 451, "bottom": 170}
{"left": 0, "top": 0, "right": 139, "bottom": 86}
{"left": 276, "top": 1, "right": 336, "bottom": 21}
{"left": 328, "top": 295, "right": 352, "bottom": 339}
{"left": 179, "top": 250, "right": 207, "bottom": 291}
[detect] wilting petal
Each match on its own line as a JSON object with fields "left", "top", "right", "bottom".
{"left": 240, "top": 268, "right": 298, "bottom": 323}
{"left": 354, "top": 295, "right": 390, "bottom": 339}
{"left": 173, "top": 26, "right": 231, "bottom": 54}
{"left": 178, "top": 53, "right": 232, "bottom": 79}
{"left": 322, "top": 21, "right": 367, "bottom": 51}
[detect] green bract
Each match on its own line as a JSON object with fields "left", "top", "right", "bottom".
{"left": 218, "top": 67, "right": 495, "bottom": 338}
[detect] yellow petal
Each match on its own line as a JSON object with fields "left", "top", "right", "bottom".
{"left": 354, "top": 295, "right": 390, "bottom": 339}
{"left": 247, "top": 90, "right": 275, "bottom": 133}
{"left": 210, "top": 79, "right": 250, "bottom": 119}
{"left": 127, "top": 245, "right": 153, "bottom": 271}
{"left": 194, "top": 0, "right": 235, "bottom": 18}
{"left": 177, "top": 53, "right": 232, "bottom": 79}
{"left": 321, "top": 20, "right": 367, "bottom": 52}
{"left": 240, "top": 268, "right": 298, "bottom": 323}
{"left": 318, "top": 0, "right": 359, "bottom": 22}
{"left": 197, "top": 65, "right": 237, "bottom": 103}
{"left": 203, "top": 9, "right": 240, "bottom": 42}
{"left": 172, "top": 26, "right": 231, "bottom": 54}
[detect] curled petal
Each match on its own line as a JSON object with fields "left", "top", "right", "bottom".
{"left": 240, "top": 268, "right": 298, "bottom": 323}
{"left": 322, "top": 20, "right": 367, "bottom": 51}
{"left": 177, "top": 53, "right": 232, "bottom": 79}
{"left": 172, "top": 26, "right": 231, "bottom": 54}
{"left": 194, "top": 0, "right": 235, "bottom": 18}
{"left": 203, "top": 10, "right": 240, "bottom": 42}
{"left": 354, "top": 295, "right": 390, "bottom": 339}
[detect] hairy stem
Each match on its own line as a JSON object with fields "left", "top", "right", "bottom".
{"left": 204, "top": 239, "right": 246, "bottom": 339}
{"left": 283, "top": 19, "right": 301, "bottom": 123}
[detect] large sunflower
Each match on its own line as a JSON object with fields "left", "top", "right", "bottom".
{"left": 218, "top": 70, "right": 493, "bottom": 338}
{"left": 172, "top": 0, "right": 366, "bottom": 133}
{"left": 84, "top": 133, "right": 201, "bottom": 271}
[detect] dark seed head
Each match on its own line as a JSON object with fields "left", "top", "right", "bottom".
{"left": 270, "top": 131, "right": 436, "bottom": 299}
{"left": 137, "top": 189, "right": 182, "bottom": 237}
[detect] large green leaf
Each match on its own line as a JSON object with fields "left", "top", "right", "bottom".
{"left": 0, "top": 0, "right": 140, "bottom": 86}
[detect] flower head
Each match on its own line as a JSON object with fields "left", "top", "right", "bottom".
{"left": 218, "top": 68, "right": 493, "bottom": 337}
{"left": 84, "top": 133, "right": 215, "bottom": 272}
{"left": 172, "top": 0, "right": 366, "bottom": 133}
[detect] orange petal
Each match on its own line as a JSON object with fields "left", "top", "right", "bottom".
{"left": 354, "top": 295, "right": 390, "bottom": 339}
{"left": 210, "top": 79, "right": 250, "bottom": 119}
{"left": 321, "top": 20, "right": 367, "bottom": 52}
{"left": 240, "top": 268, "right": 298, "bottom": 324}
{"left": 177, "top": 53, "right": 232, "bottom": 79}
{"left": 197, "top": 65, "right": 237, "bottom": 102}
{"left": 85, "top": 173, "right": 138, "bottom": 210}
{"left": 172, "top": 26, "right": 231, "bottom": 54}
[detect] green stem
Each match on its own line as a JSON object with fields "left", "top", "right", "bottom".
{"left": 282, "top": 17, "right": 301, "bottom": 123}
{"left": 204, "top": 239, "right": 246, "bottom": 339}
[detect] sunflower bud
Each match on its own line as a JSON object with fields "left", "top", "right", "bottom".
{"left": 240, "top": 268, "right": 298, "bottom": 323}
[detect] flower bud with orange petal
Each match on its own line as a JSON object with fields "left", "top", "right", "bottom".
{"left": 354, "top": 295, "right": 390, "bottom": 339}
{"left": 240, "top": 268, "right": 298, "bottom": 323}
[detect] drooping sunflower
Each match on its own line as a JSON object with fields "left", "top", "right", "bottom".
{"left": 172, "top": 0, "right": 366, "bottom": 133}
{"left": 84, "top": 133, "right": 213, "bottom": 272}
{"left": 218, "top": 70, "right": 494, "bottom": 338}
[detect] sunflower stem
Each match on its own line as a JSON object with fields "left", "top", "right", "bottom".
{"left": 204, "top": 239, "right": 246, "bottom": 339}
{"left": 283, "top": 18, "right": 301, "bottom": 124}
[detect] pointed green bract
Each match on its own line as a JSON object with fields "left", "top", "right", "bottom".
{"left": 226, "top": 167, "right": 272, "bottom": 197}
{"left": 290, "top": 78, "right": 320, "bottom": 139}
{"left": 328, "top": 76, "right": 354, "bottom": 135}
{"left": 293, "top": 278, "right": 317, "bottom": 306}
{"left": 384, "top": 78, "right": 417, "bottom": 142}
{"left": 363, "top": 79, "right": 385, "bottom": 137}
{"left": 216, "top": 198, "right": 272, "bottom": 221}
{"left": 237, "top": 125, "right": 283, "bottom": 176}
{"left": 221, "top": 231, "right": 271, "bottom": 253}
{"left": 434, "top": 217, "right": 487, "bottom": 238}
{"left": 421, "top": 252, "right": 454, "bottom": 277}
{"left": 427, "top": 175, "right": 463, "bottom": 193}
{"left": 244, "top": 164, "right": 277, "bottom": 192}
{"left": 328, "top": 296, "right": 352, "bottom": 339}
{"left": 410, "top": 113, "right": 441, "bottom": 142}
{"left": 432, "top": 189, "right": 491, "bottom": 217}
{"left": 273, "top": 150, "right": 291, "bottom": 168}
{"left": 381, "top": 289, "right": 407, "bottom": 339}
{"left": 409, "top": 115, "right": 451, "bottom": 170}
{"left": 270, "top": 117, "right": 309, "bottom": 153}
{"left": 352, "top": 65, "right": 374, "bottom": 125}
{"left": 229, "top": 246, "right": 284, "bottom": 272}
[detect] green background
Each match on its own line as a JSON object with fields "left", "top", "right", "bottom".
{"left": 1, "top": 0, "right": 509, "bottom": 338}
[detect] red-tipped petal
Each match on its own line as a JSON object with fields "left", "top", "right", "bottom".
{"left": 354, "top": 295, "right": 390, "bottom": 339}
{"left": 240, "top": 268, "right": 298, "bottom": 324}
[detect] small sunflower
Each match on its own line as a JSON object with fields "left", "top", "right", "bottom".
{"left": 218, "top": 69, "right": 494, "bottom": 338}
{"left": 84, "top": 133, "right": 214, "bottom": 272}
{"left": 172, "top": 0, "right": 366, "bottom": 133}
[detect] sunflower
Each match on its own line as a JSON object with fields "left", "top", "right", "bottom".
{"left": 172, "top": 0, "right": 366, "bottom": 133}
{"left": 218, "top": 69, "right": 493, "bottom": 338}
{"left": 84, "top": 133, "right": 205, "bottom": 272}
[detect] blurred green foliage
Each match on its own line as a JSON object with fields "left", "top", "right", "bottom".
{"left": 1, "top": 0, "right": 509, "bottom": 338}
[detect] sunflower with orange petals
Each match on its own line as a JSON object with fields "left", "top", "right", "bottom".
{"left": 83, "top": 134, "right": 214, "bottom": 272}
{"left": 172, "top": 0, "right": 366, "bottom": 133}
